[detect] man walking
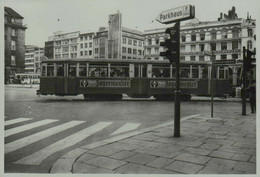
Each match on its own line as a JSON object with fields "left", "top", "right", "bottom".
{"left": 248, "top": 81, "right": 256, "bottom": 113}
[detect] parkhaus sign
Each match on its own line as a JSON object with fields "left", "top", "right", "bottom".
{"left": 156, "top": 5, "right": 195, "bottom": 24}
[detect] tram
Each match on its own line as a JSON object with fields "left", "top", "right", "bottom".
{"left": 37, "top": 58, "right": 233, "bottom": 100}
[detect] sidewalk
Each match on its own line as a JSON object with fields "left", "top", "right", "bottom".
{"left": 5, "top": 84, "right": 39, "bottom": 88}
{"left": 50, "top": 112, "right": 256, "bottom": 174}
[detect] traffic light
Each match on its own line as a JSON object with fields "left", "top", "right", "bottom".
{"left": 244, "top": 49, "right": 256, "bottom": 71}
{"left": 159, "top": 23, "right": 180, "bottom": 63}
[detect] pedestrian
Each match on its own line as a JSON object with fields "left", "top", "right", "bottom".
{"left": 247, "top": 81, "right": 256, "bottom": 113}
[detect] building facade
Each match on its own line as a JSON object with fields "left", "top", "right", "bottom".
{"left": 4, "top": 7, "right": 27, "bottom": 84}
{"left": 143, "top": 7, "right": 256, "bottom": 86}
{"left": 25, "top": 45, "right": 44, "bottom": 74}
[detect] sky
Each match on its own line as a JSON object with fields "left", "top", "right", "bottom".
{"left": 3, "top": 0, "right": 260, "bottom": 47}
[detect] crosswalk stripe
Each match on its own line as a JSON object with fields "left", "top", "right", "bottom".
{"left": 5, "top": 120, "right": 85, "bottom": 154}
{"left": 111, "top": 123, "right": 140, "bottom": 135}
{"left": 14, "top": 122, "right": 112, "bottom": 165}
{"left": 5, "top": 119, "right": 58, "bottom": 137}
{"left": 5, "top": 118, "right": 33, "bottom": 126}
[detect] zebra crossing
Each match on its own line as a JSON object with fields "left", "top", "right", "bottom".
{"left": 5, "top": 117, "right": 141, "bottom": 166}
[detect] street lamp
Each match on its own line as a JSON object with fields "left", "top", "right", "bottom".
{"left": 204, "top": 51, "right": 215, "bottom": 118}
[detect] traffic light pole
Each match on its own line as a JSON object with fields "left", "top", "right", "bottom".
{"left": 242, "top": 46, "right": 246, "bottom": 115}
{"left": 174, "top": 21, "right": 181, "bottom": 137}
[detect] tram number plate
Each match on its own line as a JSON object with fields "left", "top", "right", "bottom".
{"left": 150, "top": 80, "right": 198, "bottom": 89}
{"left": 80, "top": 79, "right": 131, "bottom": 88}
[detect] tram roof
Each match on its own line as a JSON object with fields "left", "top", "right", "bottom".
{"left": 41, "top": 58, "right": 212, "bottom": 65}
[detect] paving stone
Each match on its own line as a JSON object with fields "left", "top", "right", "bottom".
{"left": 182, "top": 147, "right": 212, "bottom": 156}
{"left": 109, "top": 150, "right": 137, "bottom": 160}
{"left": 198, "top": 166, "right": 242, "bottom": 174}
{"left": 209, "top": 150, "right": 235, "bottom": 159}
{"left": 76, "top": 153, "right": 97, "bottom": 163}
{"left": 72, "top": 161, "right": 104, "bottom": 173}
{"left": 60, "top": 148, "right": 87, "bottom": 159}
{"left": 144, "top": 148, "right": 181, "bottom": 158}
{"left": 249, "top": 155, "right": 256, "bottom": 163}
{"left": 133, "top": 146, "right": 157, "bottom": 154}
{"left": 233, "top": 162, "right": 256, "bottom": 174}
{"left": 124, "top": 153, "right": 157, "bottom": 165}
{"left": 108, "top": 142, "right": 140, "bottom": 151}
{"left": 88, "top": 145, "right": 123, "bottom": 156}
{"left": 146, "top": 157, "right": 174, "bottom": 168}
{"left": 206, "top": 158, "right": 237, "bottom": 170}
{"left": 231, "top": 153, "right": 251, "bottom": 162}
{"left": 232, "top": 142, "right": 256, "bottom": 149}
{"left": 177, "top": 141, "right": 203, "bottom": 147}
{"left": 164, "top": 160, "right": 204, "bottom": 174}
{"left": 115, "top": 163, "right": 159, "bottom": 174}
{"left": 218, "top": 145, "right": 248, "bottom": 153}
{"left": 133, "top": 133, "right": 160, "bottom": 141}
{"left": 244, "top": 148, "right": 256, "bottom": 155}
{"left": 174, "top": 153, "right": 211, "bottom": 164}
{"left": 50, "top": 158, "right": 74, "bottom": 173}
{"left": 85, "top": 156, "right": 127, "bottom": 170}
{"left": 204, "top": 138, "right": 235, "bottom": 146}
{"left": 199, "top": 143, "right": 221, "bottom": 150}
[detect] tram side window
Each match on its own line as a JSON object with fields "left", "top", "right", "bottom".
{"left": 219, "top": 67, "right": 225, "bottom": 79}
{"left": 89, "top": 65, "right": 108, "bottom": 77}
{"left": 192, "top": 66, "right": 199, "bottom": 78}
{"left": 68, "top": 64, "right": 76, "bottom": 76}
{"left": 180, "top": 67, "right": 190, "bottom": 78}
{"left": 79, "top": 64, "right": 87, "bottom": 76}
{"left": 152, "top": 65, "right": 170, "bottom": 78}
{"left": 47, "top": 64, "right": 54, "bottom": 76}
{"left": 201, "top": 66, "right": 209, "bottom": 78}
{"left": 57, "top": 64, "right": 64, "bottom": 76}
{"left": 42, "top": 65, "right": 47, "bottom": 76}
{"left": 110, "top": 64, "right": 129, "bottom": 77}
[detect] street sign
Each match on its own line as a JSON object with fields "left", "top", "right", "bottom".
{"left": 214, "top": 59, "right": 236, "bottom": 65}
{"left": 156, "top": 5, "right": 195, "bottom": 24}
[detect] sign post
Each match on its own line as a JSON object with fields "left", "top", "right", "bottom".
{"left": 157, "top": 5, "right": 195, "bottom": 137}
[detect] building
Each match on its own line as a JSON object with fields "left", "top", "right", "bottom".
{"left": 4, "top": 7, "right": 27, "bottom": 84}
{"left": 25, "top": 45, "right": 44, "bottom": 74}
{"left": 144, "top": 7, "right": 256, "bottom": 86}
{"left": 45, "top": 11, "right": 144, "bottom": 60}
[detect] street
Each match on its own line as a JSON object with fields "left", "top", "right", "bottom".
{"left": 4, "top": 86, "right": 251, "bottom": 173}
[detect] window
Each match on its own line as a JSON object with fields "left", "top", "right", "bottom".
{"left": 210, "top": 55, "right": 216, "bottom": 61}
{"left": 148, "top": 39, "right": 152, "bottom": 45}
{"left": 211, "top": 43, "right": 216, "bottom": 51}
{"left": 110, "top": 64, "right": 129, "bottom": 77}
{"left": 47, "top": 64, "right": 54, "bottom": 76}
{"left": 80, "top": 37, "right": 83, "bottom": 41}
{"left": 232, "top": 29, "right": 239, "bottom": 38}
{"left": 55, "top": 54, "right": 61, "bottom": 59}
{"left": 190, "top": 56, "right": 196, "bottom": 61}
{"left": 147, "top": 48, "right": 151, "bottom": 55}
{"left": 248, "top": 29, "right": 253, "bottom": 37}
{"left": 139, "top": 41, "right": 142, "bottom": 47}
{"left": 133, "top": 49, "right": 137, "bottom": 55}
{"left": 199, "top": 56, "right": 204, "bottom": 61}
{"left": 95, "top": 48, "right": 98, "bottom": 54}
{"left": 79, "top": 64, "right": 87, "bottom": 76}
{"left": 221, "top": 42, "right": 227, "bottom": 50}
{"left": 56, "top": 64, "right": 64, "bottom": 76}
{"left": 123, "top": 38, "right": 127, "bottom": 44}
{"left": 181, "top": 35, "right": 186, "bottom": 42}
{"left": 191, "top": 34, "right": 196, "bottom": 41}
{"left": 85, "top": 51, "right": 88, "bottom": 56}
{"left": 221, "top": 55, "right": 227, "bottom": 59}
{"left": 191, "top": 45, "right": 196, "bottom": 52}
{"left": 232, "top": 54, "right": 238, "bottom": 59}
{"left": 128, "top": 39, "right": 132, "bottom": 45}
{"left": 134, "top": 40, "right": 137, "bottom": 46}
{"left": 211, "top": 32, "right": 216, "bottom": 40}
{"left": 155, "top": 48, "right": 159, "bottom": 55}
{"left": 62, "top": 54, "right": 69, "bottom": 58}
{"left": 232, "top": 41, "right": 238, "bottom": 50}
{"left": 85, "top": 43, "right": 88, "bottom": 48}
{"left": 180, "top": 56, "right": 185, "bottom": 61}
{"left": 70, "top": 46, "right": 77, "bottom": 51}
{"left": 152, "top": 65, "right": 170, "bottom": 78}
{"left": 155, "top": 39, "right": 159, "bottom": 44}
{"left": 122, "top": 47, "right": 126, "bottom": 53}
{"left": 89, "top": 35, "right": 92, "bottom": 40}
{"left": 222, "top": 31, "right": 227, "bottom": 39}
{"left": 68, "top": 64, "right": 76, "bottom": 76}
{"left": 89, "top": 42, "right": 92, "bottom": 48}
{"left": 11, "top": 56, "right": 16, "bottom": 65}
{"left": 180, "top": 46, "right": 185, "bottom": 52}
{"left": 247, "top": 40, "right": 252, "bottom": 49}
{"left": 85, "top": 36, "right": 88, "bottom": 40}
{"left": 138, "top": 50, "right": 142, "bottom": 55}
{"left": 95, "top": 39, "right": 98, "bottom": 45}
{"left": 71, "top": 53, "right": 77, "bottom": 58}
{"left": 80, "top": 51, "right": 83, "bottom": 56}
{"left": 128, "top": 48, "right": 132, "bottom": 54}
{"left": 11, "top": 29, "right": 16, "bottom": 36}
{"left": 81, "top": 44, "right": 83, "bottom": 48}
{"left": 89, "top": 50, "right": 92, "bottom": 55}
{"left": 11, "top": 40, "right": 16, "bottom": 50}
{"left": 199, "top": 44, "right": 204, "bottom": 52}
{"left": 200, "top": 33, "right": 205, "bottom": 41}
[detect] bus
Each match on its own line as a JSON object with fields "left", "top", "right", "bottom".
{"left": 14, "top": 73, "right": 40, "bottom": 84}
{"left": 37, "top": 58, "right": 233, "bottom": 100}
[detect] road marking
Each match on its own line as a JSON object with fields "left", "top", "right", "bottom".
{"left": 5, "top": 120, "right": 85, "bottom": 154}
{"left": 111, "top": 123, "right": 140, "bottom": 135}
{"left": 5, "top": 118, "right": 33, "bottom": 126}
{"left": 5, "top": 119, "right": 58, "bottom": 137}
{"left": 14, "top": 122, "right": 112, "bottom": 165}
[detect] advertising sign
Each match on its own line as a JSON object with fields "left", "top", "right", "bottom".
{"left": 80, "top": 79, "right": 131, "bottom": 88}
{"left": 150, "top": 80, "right": 198, "bottom": 89}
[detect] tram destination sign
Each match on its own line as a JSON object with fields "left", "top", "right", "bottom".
{"left": 156, "top": 5, "right": 195, "bottom": 24}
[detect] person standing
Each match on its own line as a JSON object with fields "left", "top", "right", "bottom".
{"left": 248, "top": 81, "right": 256, "bottom": 113}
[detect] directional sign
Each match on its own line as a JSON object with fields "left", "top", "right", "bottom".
{"left": 156, "top": 5, "right": 195, "bottom": 24}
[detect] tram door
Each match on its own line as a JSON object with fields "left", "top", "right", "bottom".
{"left": 133, "top": 64, "right": 148, "bottom": 95}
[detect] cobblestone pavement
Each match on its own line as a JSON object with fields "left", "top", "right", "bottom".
{"left": 50, "top": 111, "right": 256, "bottom": 174}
